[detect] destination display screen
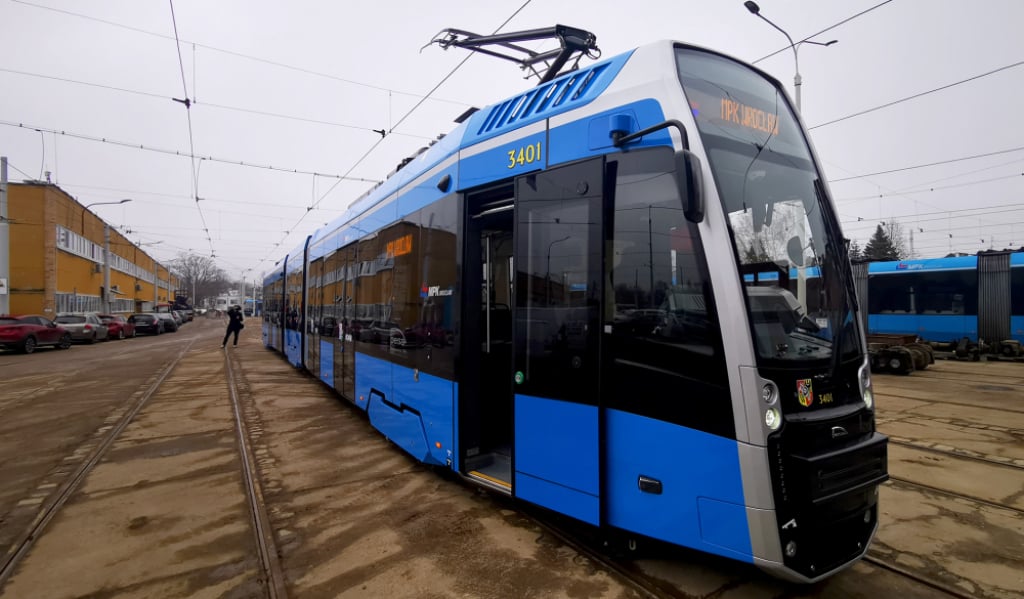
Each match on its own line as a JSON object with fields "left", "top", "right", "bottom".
{"left": 676, "top": 48, "right": 806, "bottom": 153}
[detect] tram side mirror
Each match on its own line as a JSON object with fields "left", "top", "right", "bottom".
{"left": 675, "top": 150, "right": 704, "bottom": 223}
{"left": 786, "top": 236, "right": 805, "bottom": 267}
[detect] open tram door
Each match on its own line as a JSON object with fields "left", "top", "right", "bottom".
{"left": 460, "top": 157, "right": 605, "bottom": 525}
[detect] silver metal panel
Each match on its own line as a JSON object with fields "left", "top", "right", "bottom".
{"left": 754, "top": 521, "right": 877, "bottom": 583}
{"left": 745, "top": 506, "right": 782, "bottom": 564}
{"left": 978, "top": 252, "right": 1011, "bottom": 342}
{"left": 852, "top": 262, "right": 869, "bottom": 334}
{"left": 648, "top": 39, "right": 778, "bottom": 564}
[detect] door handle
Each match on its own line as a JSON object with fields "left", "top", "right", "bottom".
{"left": 638, "top": 475, "right": 663, "bottom": 494}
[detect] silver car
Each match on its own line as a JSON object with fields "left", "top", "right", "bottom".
{"left": 54, "top": 312, "right": 110, "bottom": 343}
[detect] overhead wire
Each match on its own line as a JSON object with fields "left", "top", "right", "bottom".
{"left": 0, "top": 120, "right": 379, "bottom": 182}
{"left": 3, "top": 159, "right": 36, "bottom": 181}
{"left": 836, "top": 171, "right": 1023, "bottom": 203}
{"left": 828, "top": 145, "right": 1024, "bottom": 183}
{"left": 60, "top": 182, "right": 346, "bottom": 211}
{"left": 167, "top": 0, "right": 214, "bottom": 258}
{"left": 9, "top": 0, "right": 465, "bottom": 107}
{"left": 809, "top": 59, "right": 1024, "bottom": 130}
{"left": 258, "top": 0, "right": 537, "bottom": 267}
{"left": 752, "top": 0, "right": 895, "bottom": 64}
{"left": 0, "top": 68, "right": 436, "bottom": 141}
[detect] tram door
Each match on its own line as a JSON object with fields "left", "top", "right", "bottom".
{"left": 337, "top": 244, "right": 357, "bottom": 401}
{"left": 461, "top": 184, "right": 517, "bottom": 491}
{"left": 511, "top": 158, "right": 604, "bottom": 524}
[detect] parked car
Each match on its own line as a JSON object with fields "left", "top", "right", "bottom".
{"left": 170, "top": 311, "right": 184, "bottom": 326}
{"left": 358, "top": 320, "right": 403, "bottom": 345}
{"left": 0, "top": 315, "right": 73, "bottom": 353}
{"left": 98, "top": 314, "right": 136, "bottom": 339}
{"left": 55, "top": 312, "right": 109, "bottom": 343}
{"left": 130, "top": 313, "right": 164, "bottom": 335}
{"left": 155, "top": 312, "right": 179, "bottom": 332}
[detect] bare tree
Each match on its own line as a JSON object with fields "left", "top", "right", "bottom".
{"left": 730, "top": 202, "right": 808, "bottom": 265}
{"left": 170, "top": 253, "right": 229, "bottom": 305}
{"left": 885, "top": 221, "right": 909, "bottom": 259}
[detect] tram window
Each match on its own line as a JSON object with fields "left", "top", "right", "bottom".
{"left": 308, "top": 257, "right": 325, "bottom": 334}
{"left": 918, "top": 270, "right": 977, "bottom": 315}
{"left": 1012, "top": 268, "right": 1024, "bottom": 315}
{"left": 385, "top": 198, "right": 458, "bottom": 378}
{"left": 515, "top": 159, "right": 602, "bottom": 405}
{"left": 285, "top": 265, "right": 304, "bottom": 331}
{"left": 606, "top": 148, "right": 730, "bottom": 436}
{"left": 868, "top": 274, "right": 912, "bottom": 314}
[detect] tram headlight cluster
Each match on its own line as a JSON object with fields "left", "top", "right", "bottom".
{"left": 761, "top": 382, "right": 781, "bottom": 431}
{"left": 858, "top": 362, "right": 874, "bottom": 409}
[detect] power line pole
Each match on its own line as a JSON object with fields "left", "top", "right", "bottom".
{"left": 0, "top": 157, "right": 8, "bottom": 315}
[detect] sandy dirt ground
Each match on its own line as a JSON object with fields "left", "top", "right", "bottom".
{"left": 0, "top": 321, "right": 1020, "bottom": 598}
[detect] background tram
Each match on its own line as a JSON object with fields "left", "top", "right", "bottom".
{"left": 744, "top": 250, "right": 1024, "bottom": 349}
{"left": 858, "top": 251, "right": 1024, "bottom": 347}
{"left": 262, "top": 28, "right": 887, "bottom": 583}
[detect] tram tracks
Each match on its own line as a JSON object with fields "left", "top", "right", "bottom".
{"left": 224, "top": 348, "right": 288, "bottom": 599}
{"left": 875, "top": 389, "right": 1024, "bottom": 415}
{"left": 886, "top": 437, "right": 1024, "bottom": 471}
{"left": 0, "top": 331, "right": 291, "bottom": 598}
{"left": 861, "top": 554, "right": 980, "bottom": 599}
{"left": 0, "top": 338, "right": 196, "bottom": 589}
{"left": 529, "top": 506, "right": 990, "bottom": 599}
{"left": 886, "top": 475, "right": 1024, "bottom": 516}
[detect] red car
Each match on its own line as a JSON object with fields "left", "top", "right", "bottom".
{"left": 98, "top": 314, "right": 136, "bottom": 340}
{"left": 0, "top": 314, "right": 73, "bottom": 354}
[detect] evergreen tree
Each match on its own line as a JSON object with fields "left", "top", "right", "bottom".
{"left": 743, "top": 239, "right": 772, "bottom": 263}
{"left": 863, "top": 224, "right": 901, "bottom": 261}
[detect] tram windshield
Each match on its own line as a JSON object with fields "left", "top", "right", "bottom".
{"left": 676, "top": 47, "right": 861, "bottom": 365}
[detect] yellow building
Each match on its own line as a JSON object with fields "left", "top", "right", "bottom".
{"left": 4, "top": 181, "right": 178, "bottom": 316}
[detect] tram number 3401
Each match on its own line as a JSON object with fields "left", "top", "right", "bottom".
{"left": 507, "top": 142, "right": 542, "bottom": 169}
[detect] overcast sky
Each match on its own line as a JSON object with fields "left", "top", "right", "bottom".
{"left": 2, "top": 0, "right": 1022, "bottom": 281}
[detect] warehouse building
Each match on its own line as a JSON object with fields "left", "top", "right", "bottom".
{"left": 1, "top": 180, "right": 178, "bottom": 316}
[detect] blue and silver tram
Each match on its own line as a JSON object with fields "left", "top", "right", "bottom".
{"left": 862, "top": 252, "right": 1024, "bottom": 346}
{"left": 262, "top": 38, "right": 887, "bottom": 582}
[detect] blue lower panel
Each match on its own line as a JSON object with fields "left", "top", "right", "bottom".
{"left": 263, "top": 323, "right": 281, "bottom": 351}
{"left": 320, "top": 340, "right": 334, "bottom": 385}
{"left": 514, "top": 395, "right": 599, "bottom": 525}
{"left": 390, "top": 363, "right": 454, "bottom": 467}
{"left": 1012, "top": 316, "right": 1024, "bottom": 343}
{"left": 357, "top": 352, "right": 453, "bottom": 467}
{"left": 285, "top": 329, "right": 302, "bottom": 366}
{"left": 367, "top": 394, "right": 432, "bottom": 463}
{"left": 869, "top": 313, "right": 977, "bottom": 342}
{"left": 516, "top": 472, "right": 599, "bottom": 525}
{"left": 354, "top": 352, "right": 389, "bottom": 411}
{"left": 605, "top": 409, "right": 751, "bottom": 562}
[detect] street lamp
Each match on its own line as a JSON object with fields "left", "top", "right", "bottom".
{"left": 744, "top": 1, "right": 836, "bottom": 111}
{"left": 546, "top": 235, "right": 571, "bottom": 303}
{"left": 81, "top": 199, "right": 132, "bottom": 313}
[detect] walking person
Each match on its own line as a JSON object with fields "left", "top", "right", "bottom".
{"left": 222, "top": 305, "right": 245, "bottom": 348}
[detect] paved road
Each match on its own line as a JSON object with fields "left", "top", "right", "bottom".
{"left": 0, "top": 324, "right": 1020, "bottom": 598}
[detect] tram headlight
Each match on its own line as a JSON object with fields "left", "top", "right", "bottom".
{"left": 859, "top": 363, "right": 874, "bottom": 409}
{"left": 785, "top": 540, "right": 797, "bottom": 558}
{"left": 765, "top": 407, "right": 781, "bottom": 430}
{"left": 761, "top": 383, "right": 777, "bottom": 405}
